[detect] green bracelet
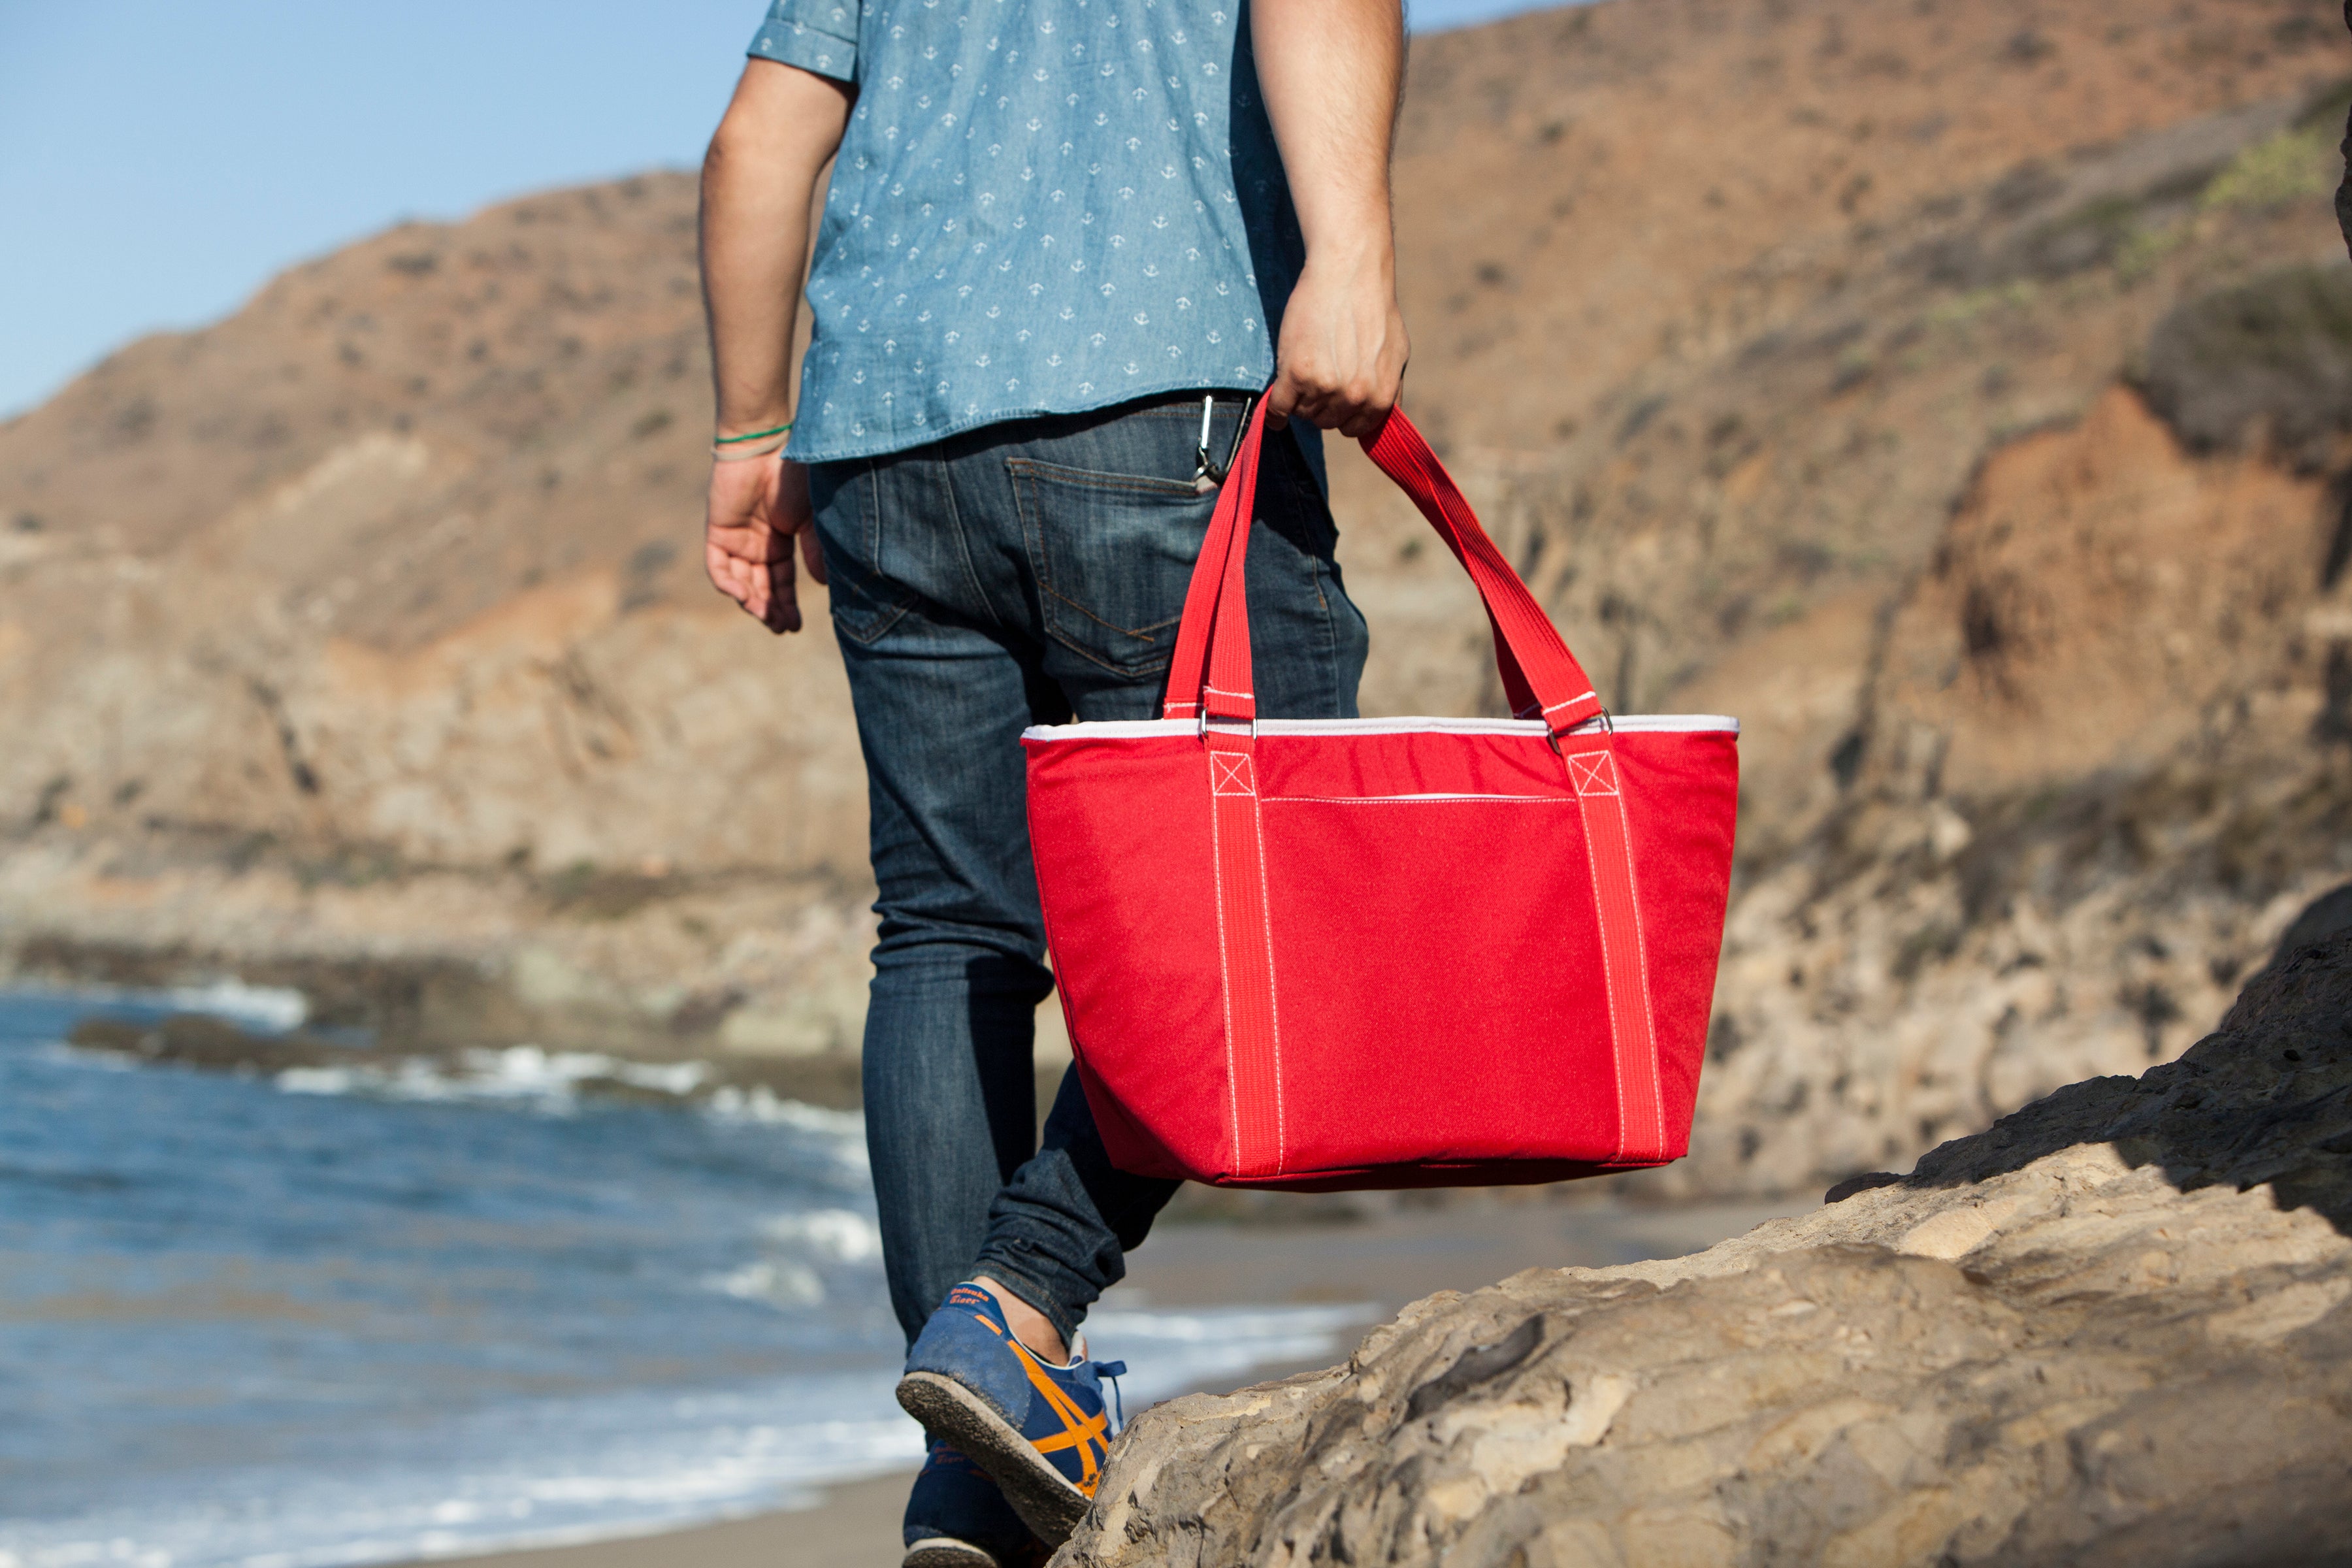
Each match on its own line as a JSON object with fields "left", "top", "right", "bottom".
{"left": 714, "top": 421, "right": 793, "bottom": 445}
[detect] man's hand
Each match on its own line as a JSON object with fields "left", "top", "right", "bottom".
{"left": 706, "top": 455, "right": 828, "bottom": 634}
{"left": 1268, "top": 245, "right": 1409, "bottom": 440}
{"left": 1254, "top": 0, "right": 1409, "bottom": 440}
{"left": 698, "top": 57, "right": 852, "bottom": 631}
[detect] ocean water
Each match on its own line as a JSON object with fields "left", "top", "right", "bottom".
{"left": 0, "top": 988, "right": 1368, "bottom": 1568}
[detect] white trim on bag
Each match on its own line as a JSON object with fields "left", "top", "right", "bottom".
{"left": 1021, "top": 713, "right": 1741, "bottom": 742}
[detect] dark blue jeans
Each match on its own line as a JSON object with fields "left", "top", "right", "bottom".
{"left": 808, "top": 394, "right": 1367, "bottom": 1348}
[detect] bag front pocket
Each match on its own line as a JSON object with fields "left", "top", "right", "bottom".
{"left": 1009, "top": 459, "right": 1218, "bottom": 678}
{"left": 1258, "top": 792, "right": 1620, "bottom": 1171}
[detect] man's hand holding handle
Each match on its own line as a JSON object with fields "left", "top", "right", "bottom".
{"left": 1255, "top": 0, "right": 1411, "bottom": 439}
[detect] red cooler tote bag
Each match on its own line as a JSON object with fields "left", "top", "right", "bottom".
{"left": 1023, "top": 400, "right": 1738, "bottom": 1190}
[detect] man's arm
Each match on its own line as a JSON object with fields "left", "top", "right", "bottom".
{"left": 699, "top": 59, "right": 853, "bottom": 634}
{"left": 1251, "top": 0, "right": 1410, "bottom": 440}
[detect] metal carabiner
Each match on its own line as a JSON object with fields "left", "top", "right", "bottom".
{"left": 1192, "top": 393, "right": 1256, "bottom": 489}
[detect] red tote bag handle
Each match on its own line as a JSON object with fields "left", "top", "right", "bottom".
{"left": 1159, "top": 396, "right": 1668, "bottom": 1177}
{"left": 1162, "top": 397, "right": 1606, "bottom": 734}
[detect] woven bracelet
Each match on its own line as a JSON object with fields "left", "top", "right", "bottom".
{"left": 713, "top": 421, "right": 793, "bottom": 446}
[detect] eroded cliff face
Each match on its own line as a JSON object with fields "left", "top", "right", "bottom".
{"left": 1669, "top": 380, "right": 2352, "bottom": 1199}
{"left": 7, "top": 171, "right": 870, "bottom": 809}
{"left": 1057, "top": 938, "right": 2352, "bottom": 1568}
{"left": 3, "top": 0, "right": 2349, "bottom": 1155}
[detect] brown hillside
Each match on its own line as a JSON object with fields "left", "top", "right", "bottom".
{"left": 1394, "top": 0, "right": 2344, "bottom": 449}
{"left": 3, "top": 0, "right": 2349, "bottom": 1194}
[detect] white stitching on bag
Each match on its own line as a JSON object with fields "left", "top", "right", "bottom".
{"left": 1250, "top": 787, "right": 1284, "bottom": 1175}
{"left": 1208, "top": 766, "right": 1241, "bottom": 1178}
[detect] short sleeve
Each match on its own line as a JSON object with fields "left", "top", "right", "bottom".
{"left": 747, "top": 0, "right": 860, "bottom": 84}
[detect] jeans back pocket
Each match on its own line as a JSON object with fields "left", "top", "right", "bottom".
{"left": 810, "top": 460, "right": 922, "bottom": 646}
{"left": 1008, "top": 459, "right": 1218, "bottom": 678}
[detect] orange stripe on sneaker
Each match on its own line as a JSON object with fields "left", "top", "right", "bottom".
{"left": 1005, "top": 1339, "right": 1111, "bottom": 1491}
{"left": 963, "top": 1306, "right": 1115, "bottom": 1494}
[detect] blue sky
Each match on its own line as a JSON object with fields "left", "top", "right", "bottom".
{"left": 0, "top": 0, "right": 1577, "bottom": 420}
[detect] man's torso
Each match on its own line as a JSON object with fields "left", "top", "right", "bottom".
{"left": 750, "top": 0, "right": 1306, "bottom": 463}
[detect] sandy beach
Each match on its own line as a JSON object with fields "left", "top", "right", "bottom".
{"left": 425, "top": 1196, "right": 1805, "bottom": 1568}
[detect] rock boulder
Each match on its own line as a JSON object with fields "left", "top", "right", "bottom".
{"left": 1061, "top": 934, "right": 2352, "bottom": 1567}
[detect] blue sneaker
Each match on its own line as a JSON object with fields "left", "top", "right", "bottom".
{"left": 902, "top": 1439, "right": 1046, "bottom": 1568}
{"left": 895, "top": 1283, "right": 1127, "bottom": 1545}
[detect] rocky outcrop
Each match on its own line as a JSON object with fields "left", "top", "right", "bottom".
{"left": 1667, "top": 367, "right": 2352, "bottom": 1201}
{"left": 1061, "top": 937, "right": 2352, "bottom": 1567}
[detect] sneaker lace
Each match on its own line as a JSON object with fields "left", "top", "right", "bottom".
{"left": 1093, "top": 1359, "right": 1128, "bottom": 1432}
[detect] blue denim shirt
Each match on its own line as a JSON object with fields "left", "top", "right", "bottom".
{"left": 747, "top": 0, "right": 1308, "bottom": 465}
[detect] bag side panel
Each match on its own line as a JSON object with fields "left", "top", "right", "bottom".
{"left": 1612, "top": 730, "right": 1740, "bottom": 1159}
{"left": 1025, "top": 735, "right": 1230, "bottom": 1179}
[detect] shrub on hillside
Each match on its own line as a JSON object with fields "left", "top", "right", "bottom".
{"left": 2140, "top": 265, "right": 2352, "bottom": 470}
